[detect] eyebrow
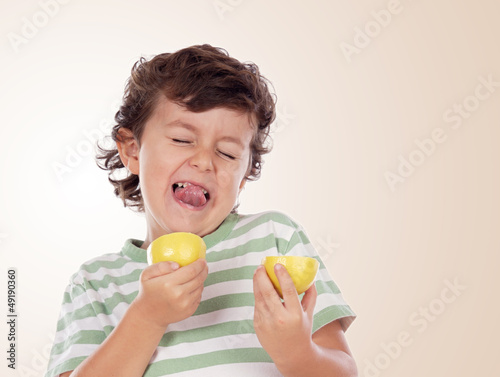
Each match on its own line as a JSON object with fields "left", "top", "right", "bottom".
{"left": 165, "top": 120, "right": 246, "bottom": 149}
{"left": 166, "top": 120, "right": 196, "bottom": 132}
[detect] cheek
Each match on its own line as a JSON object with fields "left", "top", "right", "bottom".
{"left": 139, "top": 147, "right": 176, "bottom": 189}
{"left": 217, "top": 163, "right": 247, "bottom": 193}
{"left": 217, "top": 170, "right": 235, "bottom": 192}
{"left": 140, "top": 149, "right": 160, "bottom": 178}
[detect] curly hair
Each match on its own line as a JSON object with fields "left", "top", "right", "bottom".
{"left": 96, "top": 44, "right": 276, "bottom": 212}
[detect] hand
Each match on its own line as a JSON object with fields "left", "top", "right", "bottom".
{"left": 132, "top": 259, "right": 208, "bottom": 329}
{"left": 253, "top": 264, "right": 317, "bottom": 368}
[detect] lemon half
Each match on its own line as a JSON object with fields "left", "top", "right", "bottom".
{"left": 262, "top": 256, "right": 319, "bottom": 298}
{"left": 147, "top": 232, "right": 206, "bottom": 266}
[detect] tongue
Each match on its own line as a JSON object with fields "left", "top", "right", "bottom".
{"left": 174, "top": 184, "right": 207, "bottom": 207}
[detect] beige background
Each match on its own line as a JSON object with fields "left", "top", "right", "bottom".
{"left": 1, "top": 0, "right": 499, "bottom": 376}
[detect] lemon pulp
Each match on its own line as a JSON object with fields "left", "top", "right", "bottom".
{"left": 263, "top": 256, "right": 319, "bottom": 298}
{"left": 147, "top": 232, "right": 206, "bottom": 266}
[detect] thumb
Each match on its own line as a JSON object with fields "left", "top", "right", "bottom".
{"left": 301, "top": 283, "right": 317, "bottom": 318}
{"left": 141, "top": 261, "right": 180, "bottom": 282}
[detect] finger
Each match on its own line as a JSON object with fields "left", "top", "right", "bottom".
{"left": 182, "top": 262, "right": 209, "bottom": 294}
{"left": 189, "top": 281, "right": 205, "bottom": 300}
{"left": 301, "top": 283, "right": 317, "bottom": 318}
{"left": 141, "top": 261, "right": 180, "bottom": 282}
{"left": 275, "top": 264, "right": 301, "bottom": 312}
{"left": 252, "top": 266, "right": 263, "bottom": 302}
{"left": 253, "top": 265, "right": 281, "bottom": 313}
{"left": 176, "top": 258, "right": 208, "bottom": 285}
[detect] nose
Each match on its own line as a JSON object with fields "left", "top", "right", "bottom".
{"left": 190, "top": 147, "right": 214, "bottom": 172}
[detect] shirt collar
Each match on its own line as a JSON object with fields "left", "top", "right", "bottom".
{"left": 120, "top": 213, "right": 239, "bottom": 262}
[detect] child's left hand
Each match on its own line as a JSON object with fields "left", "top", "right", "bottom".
{"left": 252, "top": 263, "right": 317, "bottom": 368}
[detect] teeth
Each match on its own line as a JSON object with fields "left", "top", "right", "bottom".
{"left": 175, "top": 182, "right": 208, "bottom": 195}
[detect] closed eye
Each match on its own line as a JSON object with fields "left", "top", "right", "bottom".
{"left": 172, "top": 139, "right": 191, "bottom": 144}
{"left": 219, "top": 151, "right": 236, "bottom": 160}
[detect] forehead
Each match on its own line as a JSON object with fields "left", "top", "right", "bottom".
{"left": 150, "top": 96, "right": 256, "bottom": 141}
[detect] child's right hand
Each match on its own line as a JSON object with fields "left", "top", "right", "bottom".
{"left": 131, "top": 258, "right": 208, "bottom": 329}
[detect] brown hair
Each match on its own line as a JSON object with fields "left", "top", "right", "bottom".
{"left": 96, "top": 44, "right": 276, "bottom": 212}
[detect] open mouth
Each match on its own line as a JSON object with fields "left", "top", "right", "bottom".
{"left": 172, "top": 182, "right": 210, "bottom": 208}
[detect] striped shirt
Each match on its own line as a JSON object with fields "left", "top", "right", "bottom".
{"left": 45, "top": 211, "right": 355, "bottom": 376}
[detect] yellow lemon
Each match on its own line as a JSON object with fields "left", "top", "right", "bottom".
{"left": 262, "top": 256, "right": 319, "bottom": 298}
{"left": 147, "top": 232, "right": 206, "bottom": 266}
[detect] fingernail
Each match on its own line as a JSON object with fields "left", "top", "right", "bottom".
{"left": 171, "top": 262, "right": 180, "bottom": 271}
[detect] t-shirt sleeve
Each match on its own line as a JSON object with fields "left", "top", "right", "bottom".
{"left": 276, "top": 213, "right": 356, "bottom": 333}
{"left": 45, "top": 272, "right": 107, "bottom": 377}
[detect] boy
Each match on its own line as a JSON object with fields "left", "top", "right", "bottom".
{"left": 45, "top": 44, "right": 357, "bottom": 377}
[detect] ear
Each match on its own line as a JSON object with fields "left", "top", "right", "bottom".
{"left": 116, "top": 128, "right": 140, "bottom": 175}
{"left": 239, "top": 156, "right": 253, "bottom": 193}
{"left": 238, "top": 177, "right": 247, "bottom": 193}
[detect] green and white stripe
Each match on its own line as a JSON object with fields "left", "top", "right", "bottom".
{"left": 46, "top": 211, "right": 355, "bottom": 377}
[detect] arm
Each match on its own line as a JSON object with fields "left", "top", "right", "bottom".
{"left": 59, "top": 259, "right": 208, "bottom": 377}
{"left": 58, "top": 302, "right": 165, "bottom": 377}
{"left": 253, "top": 264, "right": 357, "bottom": 377}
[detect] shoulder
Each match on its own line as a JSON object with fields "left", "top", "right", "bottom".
{"left": 68, "top": 245, "right": 139, "bottom": 286}
{"left": 232, "top": 210, "right": 315, "bottom": 257}
{"left": 236, "top": 210, "right": 302, "bottom": 230}
{"left": 233, "top": 210, "right": 306, "bottom": 241}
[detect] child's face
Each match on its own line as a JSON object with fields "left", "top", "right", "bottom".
{"left": 126, "top": 97, "right": 254, "bottom": 242}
